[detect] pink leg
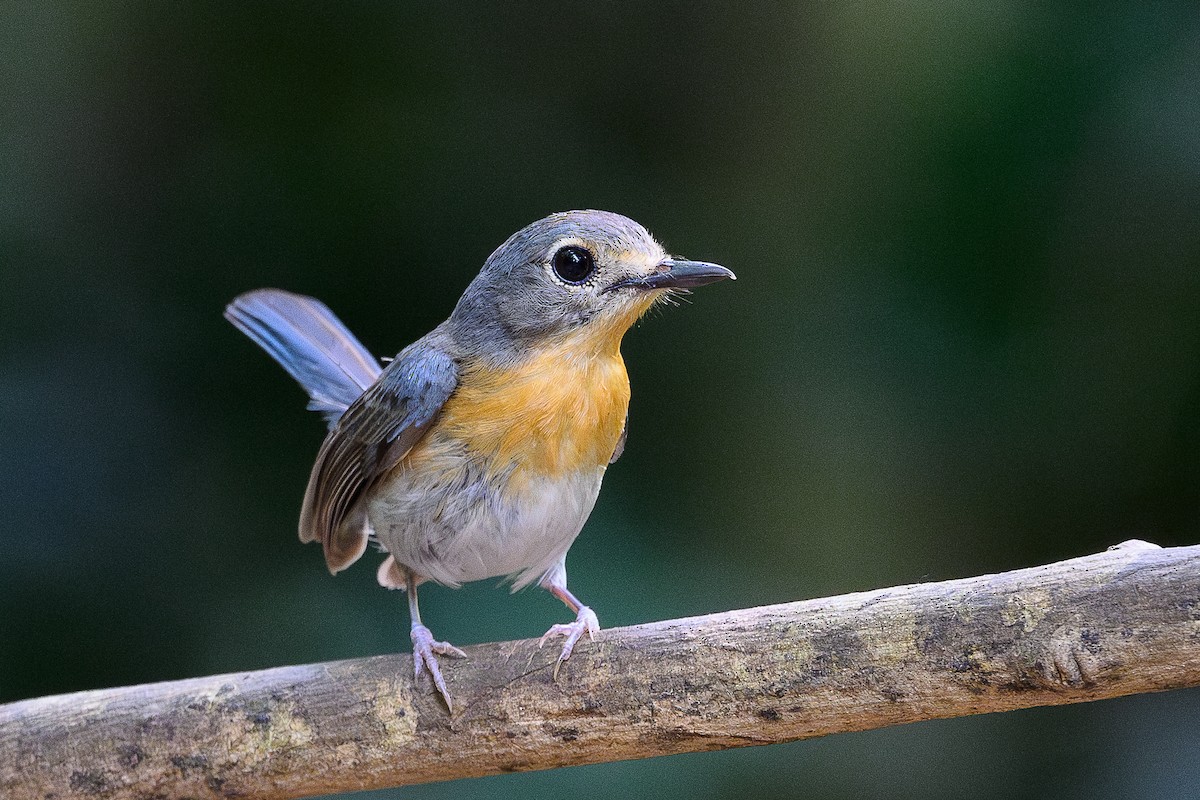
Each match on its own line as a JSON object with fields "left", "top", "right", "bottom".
{"left": 538, "top": 578, "right": 600, "bottom": 678}
{"left": 407, "top": 575, "right": 466, "bottom": 711}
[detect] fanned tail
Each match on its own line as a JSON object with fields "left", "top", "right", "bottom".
{"left": 225, "top": 288, "right": 382, "bottom": 426}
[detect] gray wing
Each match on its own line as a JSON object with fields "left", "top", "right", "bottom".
{"left": 225, "top": 288, "right": 382, "bottom": 426}
{"left": 609, "top": 411, "right": 628, "bottom": 464}
{"left": 299, "top": 342, "right": 458, "bottom": 573}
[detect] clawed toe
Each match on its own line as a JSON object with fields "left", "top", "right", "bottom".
{"left": 411, "top": 624, "right": 466, "bottom": 711}
{"left": 539, "top": 606, "right": 599, "bottom": 678}
{"left": 431, "top": 640, "right": 468, "bottom": 659}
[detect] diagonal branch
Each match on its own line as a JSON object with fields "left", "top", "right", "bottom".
{"left": 3, "top": 540, "right": 1199, "bottom": 800}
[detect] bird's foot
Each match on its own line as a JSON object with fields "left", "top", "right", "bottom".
{"left": 410, "top": 623, "right": 467, "bottom": 711}
{"left": 538, "top": 605, "right": 599, "bottom": 678}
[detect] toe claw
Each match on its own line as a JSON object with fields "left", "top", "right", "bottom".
{"left": 411, "top": 624, "right": 462, "bottom": 712}
{"left": 539, "top": 606, "right": 599, "bottom": 678}
{"left": 538, "top": 623, "right": 571, "bottom": 649}
{"left": 436, "top": 642, "right": 468, "bottom": 659}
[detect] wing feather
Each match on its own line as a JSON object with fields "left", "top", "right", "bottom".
{"left": 609, "top": 411, "right": 628, "bottom": 464}
{"left": 299, "top": 342, "right": 459, "bottom": 573}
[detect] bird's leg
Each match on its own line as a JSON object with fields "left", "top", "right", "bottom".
{"left": 406, "top": 573, "right": 466, "bottom": 711}
{"left": 537, "top": 576, "right": 600, "bottom": 678}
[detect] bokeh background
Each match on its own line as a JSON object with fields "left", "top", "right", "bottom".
{"left": 4, "top": 3, "right": 1200, "bottom": 798}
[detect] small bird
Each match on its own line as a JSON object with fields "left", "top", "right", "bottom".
{"left": 225, "top": 210, "right": 734, "bottom": 709}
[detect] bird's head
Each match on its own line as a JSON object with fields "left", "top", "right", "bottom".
{"left": 449, "top": 210, "right": 735, "bottom": 360}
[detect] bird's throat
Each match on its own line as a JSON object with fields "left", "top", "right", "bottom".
{"left": 432, "top": 335, "right": 632, "bottom": 477}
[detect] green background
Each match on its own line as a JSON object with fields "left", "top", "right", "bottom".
{"left": 4, "top": 3, "right": 1200, "bottom": 798}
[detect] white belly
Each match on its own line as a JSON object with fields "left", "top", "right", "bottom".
{"left": 367, "top": 464, "right": 605, "bottom": 589}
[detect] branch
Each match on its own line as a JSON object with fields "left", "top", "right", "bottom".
{"left": 3, "top": 540, "right": 1198, "bottom": 800}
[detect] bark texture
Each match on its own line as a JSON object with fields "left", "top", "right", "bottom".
{"left": 2, "top": 540, "right": 1198, "bottom": 799}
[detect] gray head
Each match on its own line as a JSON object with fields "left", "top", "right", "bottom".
{"left": 447, "top": 210, "right": 734, "bottom": 360}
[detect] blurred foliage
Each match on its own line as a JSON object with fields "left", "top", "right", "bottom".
{"left": 3, "top": 2, "right": 1200, "bottom": 798}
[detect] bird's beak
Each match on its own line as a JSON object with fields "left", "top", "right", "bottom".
{"left": 604, "top": 259, "right": 736, "bottom": 293}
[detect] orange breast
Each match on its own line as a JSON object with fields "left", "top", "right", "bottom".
{"left": 434, "top": 336, "right": 631, "bottom": 476}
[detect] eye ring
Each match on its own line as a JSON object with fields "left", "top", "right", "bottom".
{"left": 551, "top": 245, "right": 597, "bottom": 285}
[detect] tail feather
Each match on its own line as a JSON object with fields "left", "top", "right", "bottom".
{"left": 225, "top": 288, "right": 382, "bottom": 426}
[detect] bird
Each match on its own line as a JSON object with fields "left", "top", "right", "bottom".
{"left": 225, "top": 210, "right": 734, "bottom": 710}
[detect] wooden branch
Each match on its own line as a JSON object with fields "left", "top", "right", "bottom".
{"left": 3, "top": 540, "right": 1198, "bottom": 800}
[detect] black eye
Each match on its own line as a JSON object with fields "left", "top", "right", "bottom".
{"left": 551, "top": 245, "right": 596, "bottom": 284}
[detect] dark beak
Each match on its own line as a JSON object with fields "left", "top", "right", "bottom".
{"left": 604, "top": 259, "right": 736, "bottom": 293}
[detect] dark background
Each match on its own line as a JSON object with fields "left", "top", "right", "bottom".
{"left": 4, "top": 3, "right": 1200, "bottom": 798}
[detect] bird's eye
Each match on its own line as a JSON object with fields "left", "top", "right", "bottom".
{"left": 551, "top": 245, "right": 597, "bottom": 285}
